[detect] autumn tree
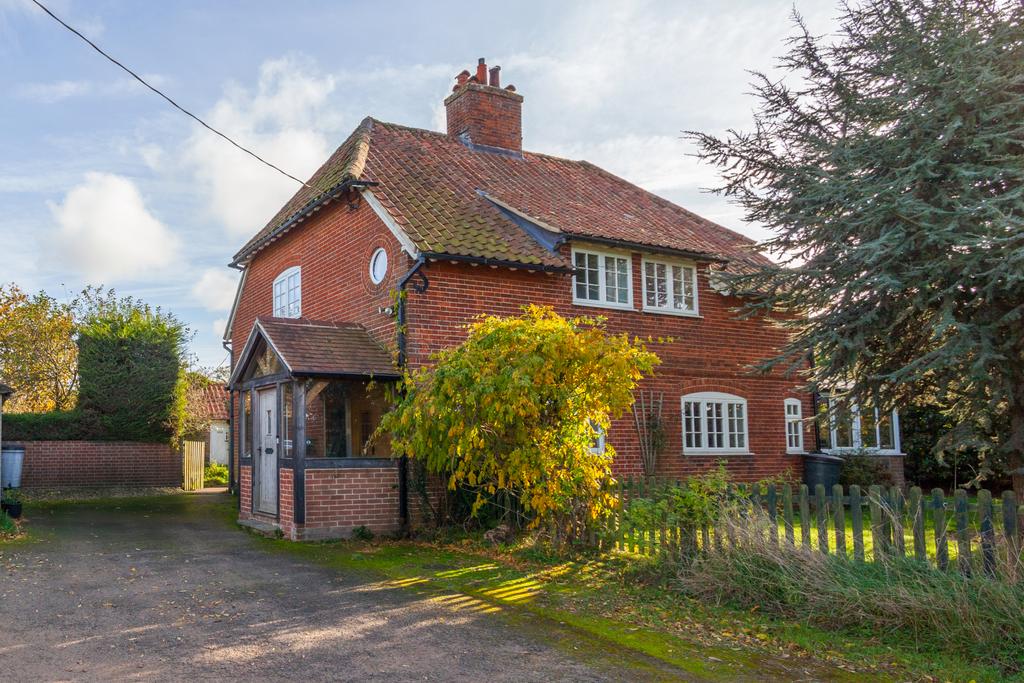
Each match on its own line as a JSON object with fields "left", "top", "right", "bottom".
{"left": 0, "top": 284, "right": 77, "bottom": 412}
{"left": 379, "top": 306, "right": 660, "bottom": 536}
{"left": 686, "top": 0, "right": 1024, "bottom": 493}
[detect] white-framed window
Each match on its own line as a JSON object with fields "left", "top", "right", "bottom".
{"left": 273, "top": 266, "right": 301, "bottom": 318}
{"left": 369, "top": 247, "right": 388, "bottom": 284}
{"left": 588, "top": 420, "right": 607, "bottom": 455}
{"left": 784, "top": 398, "right": 804, "bottom": 454}
{"left": 817, "top": 396, "right": 901, "bottom": 454}
{"left": 681, "top": 392, "right": 749, "bottom": 455}
{"left": 572, "top": 247, "right": 633, "bottom": 309}
{"left": 641, "top": 257, "right": 698, "bottom": 316}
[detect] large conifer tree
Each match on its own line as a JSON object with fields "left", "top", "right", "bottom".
{"left": 688, "top": 0, "right": 1024, "bottom": 493}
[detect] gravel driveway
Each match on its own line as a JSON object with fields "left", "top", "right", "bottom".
{"left": 0, "top": 493, "right": 693, "bottom": 682}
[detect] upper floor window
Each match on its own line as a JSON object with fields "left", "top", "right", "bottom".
{"left": 784, "top": 398, "right": 804, "bottom": 454}
{"left": 817, "top": 396, "right": 901, "bottom": 454}
{"left": 642, "top": 257, "right": 698, "bottom": 315}
{"left": 681, "top": 392, "right": 748, "bottom": 455}
{"left": 273, "top": 266, "right": 301, "bottom": 318}
{"left": 572, "top": 247, "right": 632, "bottom": 309}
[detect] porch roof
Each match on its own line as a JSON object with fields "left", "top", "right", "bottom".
{"left": 230, "top": 317, "right": 400, "bottom": 387}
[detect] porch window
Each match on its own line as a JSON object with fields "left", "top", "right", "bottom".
{"left": 572, "top": 248, "right": 632, "bottom": 309}
{"left": 817, "top": 396, "right": 901, "bottom": 454}
{"left": 641, "top": 257, "right": 697, "bottom": 315}
{"left": 282, "top": 382, "right": 295, "bottom": 458}
{"left": 681, "top": 392, "right": 748, "bottom": 455}
{"left": 241, "top": 391, "right": 252, "bottom": 458}
{"left": 272, "top": 266, "right": 301, "bottom": 318}
{"left": 303, "top": 380, "right": 392, "bottom": 458}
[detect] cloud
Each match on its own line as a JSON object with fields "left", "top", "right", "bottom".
{"left": 211, "top": 318, "right": 227, "bottom": 338}
{"left": 14, "top": 75, "right": 169, "bottom": 103}
{"left": 48, "top": 172, "right": 179, "bottom": 282}
{"left": 184, "top": 56, "right": 338, "bottom": 237}
{"left": 192, "top": 268, "right": 239, "bottom": 312}
{"left": 138, "top": 144, "right": 164, "bottom": 170}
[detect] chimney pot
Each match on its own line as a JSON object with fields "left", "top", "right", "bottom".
{"left": 488, "top": 65, "right": 500, "bottom": 87}
{"left": 455, "top": 69, "right": 470, "bottom": 87}
{"left": 476, "top": 58, "right": 487, "bottom": 85}
{"left": 505, "top": 84, "right": 516, "bottom": 92}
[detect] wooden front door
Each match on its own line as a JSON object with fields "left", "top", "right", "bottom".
{"left": 255, "top": 387, "right": 278, "bottom": 515}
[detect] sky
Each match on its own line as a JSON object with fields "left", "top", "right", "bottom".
{"left": 0, "top": 0, "right": 839, "bottom": 369}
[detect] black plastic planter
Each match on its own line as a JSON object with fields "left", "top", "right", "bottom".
{"left": 1, "top": 501, "right": 21, "bottom": 519}
{"left": 803, "top": 452, "right": 843, "bottom": 490}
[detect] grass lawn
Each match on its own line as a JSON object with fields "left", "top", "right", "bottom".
{"left": 254, "top": 531, "right": 1009, "bottom": 682}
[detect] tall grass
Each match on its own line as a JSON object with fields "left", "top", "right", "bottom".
{"left": 679, "top": 511, "right": 1024, "bottom": 674}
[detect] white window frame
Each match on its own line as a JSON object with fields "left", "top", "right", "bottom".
{"left": 272, "top": 266, "right": 302, "bottom": 318}
{"left": 588, "top": 420, "right": 607, "bottom": 455}
{"left": 641, "top": 256, "right": 699, "bottom": 316}
{"left": 784, "top": 398, "right": 804, "bottom": 454}
{"left": 369, "top": 247, "right": 388, "bottom": 285}
{"left": 571, "top": 247, "right": 634, "bottom": 310}
{"left": 681, "top": 392, "right": 749, "bottom": 456}
{"left": 819, "top": 396, "right": 902, "bottom": 455}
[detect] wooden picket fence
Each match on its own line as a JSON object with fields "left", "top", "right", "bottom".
{"left": 593, "top": 478, "right": 1024, "bottom": 581}
{"left": 181, "top": 440, "right": 205, "bottom": 491}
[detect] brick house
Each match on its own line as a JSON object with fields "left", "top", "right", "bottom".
{"left": 225, "top": 58, "right": 902, "bottom": 540}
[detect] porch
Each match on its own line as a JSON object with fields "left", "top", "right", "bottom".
{"left": 229, "top": 317, "right": 407, "bottom": 540}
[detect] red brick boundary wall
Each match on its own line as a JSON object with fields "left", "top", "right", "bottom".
{"left": 13, "top": 440, "right": 180, "bottom": 488}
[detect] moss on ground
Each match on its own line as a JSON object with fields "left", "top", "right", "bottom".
{"left": 250, "top": 531, "right": 1003, "bottom": 682}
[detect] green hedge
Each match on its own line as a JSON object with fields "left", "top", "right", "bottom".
{"left": 4, "top": 304, "right": 188, "bottom": 444}
{"left": 2, "top": 410, "right": 106, "bottom": 441}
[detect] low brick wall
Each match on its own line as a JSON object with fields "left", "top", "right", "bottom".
{"left": 13, "top": 440, "right": 180, "bottom": 488}
{"left": 302, "top": 467, "right": 401, "bottom": 540}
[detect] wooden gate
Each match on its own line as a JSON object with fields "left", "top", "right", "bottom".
{"left": 182, "top": 440, "right": 205, "bottom": 491}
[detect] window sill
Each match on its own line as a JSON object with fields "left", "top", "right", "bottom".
{"left": 786, "top": 449, "right": 806, "bottom": 455}
{"left": 572, "top": 298, "right": 635, "bottom": 312}
{"left": 641, "top": 306, "right": 701, "bottom": 318}
{"left": 823, "top": 449, "right": 905, "bottom": 457}
{"left": 683, "top": 449, "right": 753, "bottom": 457}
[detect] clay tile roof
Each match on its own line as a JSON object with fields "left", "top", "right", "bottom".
{"left": 190, "top": 384, "right": 230, "bottom": 421}
{"left": 258, "top": 317, "right": 399, "bottom": 379}
{"left": 234, "top": 117, "right": 769, "bottom": 272}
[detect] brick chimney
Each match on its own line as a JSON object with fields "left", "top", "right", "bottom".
{"left": 444, "top": 58, "right": 523, "bottom": 152}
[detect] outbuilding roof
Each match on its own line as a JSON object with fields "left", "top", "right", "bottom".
{"left": 232, "top": 117, "right": 769, "bottom": 272}
{"left": 189, "top": 384, "right": 230, "bottom": 421}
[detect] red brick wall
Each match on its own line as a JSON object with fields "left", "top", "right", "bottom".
{"left": 279, "top": 468, "right": 295, "bottom": 537}
{"left": 302, "top": 467, "right": 401, "bottom": 539}
{"left": 404, "top": 254, "right": 812, "bottom": 482}
{"left": 14, "top": 441, "right": 180, "bottom": 488}
{"left": 239, "top": 465, "right": 253, "bottom": 518}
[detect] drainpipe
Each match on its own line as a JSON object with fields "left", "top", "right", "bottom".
{"left": 395, "top": 255, "right": 428, "bottom": 531}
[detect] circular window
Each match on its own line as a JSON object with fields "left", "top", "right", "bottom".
{"left": 369, "top": 247, "right": 388, "bottom": 284}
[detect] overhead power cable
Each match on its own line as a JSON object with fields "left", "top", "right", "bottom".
{"left": 29, "top": 0, "right": 314, "bottom": 189}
